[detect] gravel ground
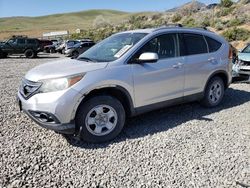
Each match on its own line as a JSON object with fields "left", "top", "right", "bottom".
{"left": 0, "top": 53, "right": 249, "bottom": 188}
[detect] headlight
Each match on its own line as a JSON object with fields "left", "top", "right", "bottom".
{"left": 39, "top": 74, "right": 84, "bottom": 93}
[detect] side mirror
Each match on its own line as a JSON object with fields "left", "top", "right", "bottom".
{"left": 238, "top": 49, "right": 242, "bottom": 53}
{"left": 138, "top": 52, "right": 159, "bottom": 63}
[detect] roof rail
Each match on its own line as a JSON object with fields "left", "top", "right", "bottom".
{"left": 154, "top": 24, "right": 183, "bottom": 31}
{"left": 195, "top": 27, "right": 207, "bottom": 30}
{"left": 165, "top": 24, "right": 183, "bottom": 27}
{"left": 12, "top": 35, "right": 28, "bottom": 38}
{"left": 193, "top": 27, "right": 211, "bottom": 31}
{"left": 154, "top": 25, "right": 212, "bottom": 32}
{"left": 158, "top": 24, "right": 183, "bottom": 28}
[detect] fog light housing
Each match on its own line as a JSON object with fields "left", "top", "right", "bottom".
{"left": 29, "top": 111, "right": 60, "bottom": 124}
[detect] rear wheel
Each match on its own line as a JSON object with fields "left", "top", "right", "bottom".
{"left": 201, "top": 76, "right": 225, "bottom": 107}
{"left": 50, "top": 48, "right": 55, "bottom": 53}
{"left": 44, "top": 49, "right": 49, "bottom": 53}
{"left": 25, "top": 49, "right": 35, "bottom": 58}
{"left": 72, "top": 51, "right": 79, "bottom": 59}
{"left": 76, "top": 95, "right": 125, "bottom": 143}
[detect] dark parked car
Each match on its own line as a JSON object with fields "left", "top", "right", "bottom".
{"left": 65, "top": 41, "right": 95, "bottom": 58}
{"left": 0, "top": 36, "right": 41, "bottom": 58}
{"left": 43, "top": 42, "right": 61, "bottom": 53}
{"left": 39, "top": 39, "right": 53, "bottom": 51}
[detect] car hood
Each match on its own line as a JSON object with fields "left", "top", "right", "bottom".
{"left": 238, "top": 53, "right": 250, "bottom": 62}
{"left": 44, "top": 44, "right": 55, "bottom": 48}
{"left": 65, "top": 47, "right": 76, "bottom": 51}
{"left": 25, "top": 58, "right": 108, "bottom": 82}
{"left": 0, "top": 42, "right": 6, "bottom": 47}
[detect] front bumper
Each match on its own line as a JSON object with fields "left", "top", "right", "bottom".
{"left": 233, "top": 64, "right": 250, "bottom": 77}
{"left": 64, "top": 50, "right": 73, "bottom": 57}
{"left": 24, "top": 109, "right": 75, "bottom": 134}
{"left": 17, "top": 88, "right": 83, "bottom": 134}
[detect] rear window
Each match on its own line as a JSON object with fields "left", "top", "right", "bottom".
{"left": 205, "top": 36, "right": 222, "bottom": 53}
{"left": 182, "top": 33, "right": 208, "bottom": 55}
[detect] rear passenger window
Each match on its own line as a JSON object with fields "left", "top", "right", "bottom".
{"left": 27, "top": 39, "right": 36, "bottom": 44}
{"left": 81, "top": 43, "right": 89, "bottom": 47}
{"left": 183, "top": 33, "right": 208, "bottom": 55}
{"left": 205, "top": 36, "right": 222, "bottom": 52}
{"left": 17, "top": 39, "right": 25, "bottom": 44}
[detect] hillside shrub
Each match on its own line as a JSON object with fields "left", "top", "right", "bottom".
{"left": 216, "top": 7, "right": 235, "bottom": 17}
{"left": 222, "top": 27, "right": 250, "bottom": 42}
{"left": 227, "top": 18, "right": 245, "bottom": 27}
{"left": 200, "top": 17, "right": 211, "bottom": 27}
{"left": 220, "top": 0, "right": 233, "bottom": 8}
{"left": 93, "top": 15, "right": 111, "bottom": 28}
{"left": 214, "top": 20, "right": 224, "bottom": 30}
{"left": 172, "top": 14, "right": 182, "bottom": 23}
{"left": 182, "top": 17, "right": 197, "bottom": 27}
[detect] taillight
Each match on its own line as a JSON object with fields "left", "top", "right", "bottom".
{"left": 229, "top": 47, "right": 233, "bottom": 59}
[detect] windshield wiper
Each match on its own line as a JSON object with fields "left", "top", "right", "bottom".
{"left": 77, "top": 57, "right": 96, "bottom": 62}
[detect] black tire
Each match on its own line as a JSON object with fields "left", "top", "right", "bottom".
{"left": 62, "top": 48, "right": 65, "bottom": 54}
{"left": 0, "top": 51, "right": 7, "bottom": 58}
{"left": 72, "top": 51, "right": 79, "bottom": 59}
{"left": 200, "top": 76, "right": 225, "bottom": 107}
{"left": 50, "top": 48, "right": 55, "bottom": 53}
{"left": 25, "top": 49, "right": 35, "bottom": 58}
{"left": 76, "top": 95, "right": 125, "bottom": 143}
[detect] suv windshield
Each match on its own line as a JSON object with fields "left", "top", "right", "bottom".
{"left": 242, "top": 44, "right": 250, "bottom": 53}
{"left": 78, "top": 32, "right": 148, "bottom": 62}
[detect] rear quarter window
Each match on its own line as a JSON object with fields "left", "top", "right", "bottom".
{"left": 205, "top": 36, "right": 222, "bottom": 53}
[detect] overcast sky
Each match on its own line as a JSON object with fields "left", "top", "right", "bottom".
{"left": 0, "top": 0, "right": 221, "bottom": 18}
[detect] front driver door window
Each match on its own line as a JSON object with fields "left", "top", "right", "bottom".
{"left": 6, "top": 39, "right": 17, "bottom": 53}
{"left": 16, "top": 39, "right": 26, "bottom": 53}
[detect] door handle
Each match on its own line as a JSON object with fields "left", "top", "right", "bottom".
{"left": 208, "top": 58, "right": 218, "bottom": 64}
{"left": 172, "top": 62, "right": 184, "bottom": 68}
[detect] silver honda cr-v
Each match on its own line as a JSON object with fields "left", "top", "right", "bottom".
{"left": 17, "top": 26, "right": 232, "bottom": 143}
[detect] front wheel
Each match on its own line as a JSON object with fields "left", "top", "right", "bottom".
{"left": 75, "top": 96, "right": 125, "bottom": 143}
{"left": 0, "top": 51, "right": 7, "bottom": 58}
{"left": 200, "top": 76, "right": 225, "bottom": 107}
{"left": 62, "top": 48, "right": 65, "bottom": 54}
{"left": 50, "top": 48, "right": 55, "bottom": 53}
{"left": 24, "top": 49, "right": 35, "bottom": 58}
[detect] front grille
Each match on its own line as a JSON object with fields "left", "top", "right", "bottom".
{"left": 20, "top": 79, "right": 42, "bottom": 99}
{"left": 240, "top": 60, "right": 250, "bottom": 66}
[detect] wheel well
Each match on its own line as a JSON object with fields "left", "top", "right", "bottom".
{"left": 207, "top": 71, "right": 229, "bottom": 90}
{"left": 78, "top": 87, "right": 134, "bottom": 117}
{"left": 215, "top": 73, "right": 228, "bottom": 88}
